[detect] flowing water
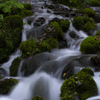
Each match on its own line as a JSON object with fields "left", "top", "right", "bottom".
{"left": 0, "top": 0, "right": 100, "bottom": 100}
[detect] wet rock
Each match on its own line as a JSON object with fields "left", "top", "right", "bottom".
{"left": 69, "top": 31, "right": 79, "bottom": 39}
{"left": 0, "top": 68, "right": 7, "bottom": 78}
{"left": 27, "top": 24, "right": 47, "bottom": 39}
{"left": 21, "top": 53, "right": 57, "bottom": 76}
{"left": 93, "top": 14, "right": 100, "bottom": 23}
{"left": 26, "top": 17, "right": 34, "bottom": 25}
{"left": 58, "top": 40, "right": 68, "bottom": 48}
{"left": 34, "top": 17, "right": 45, "bottom": 26}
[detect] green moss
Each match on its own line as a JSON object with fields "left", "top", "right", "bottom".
{"left": 46, "top": 38, "right": 59, "bottom": 49}
{"left": 80, "top": 68, "right": 94, "bottom": 76}
{"left": 89, "top": 0, "right": 100, "bottom": 6}
{"left": 18, "top": 11, "right": 26, "bottom": 18}
{"left": 0, "top": 78, "right": 18, "bottom": 94}
{"left": 23, "top": 3, "right": 32, "bottom": 10}
{"left": 96, "top": 29, "right": 100, "bottom": 35}
{"left": 59, "top": 19, "right": 70, "bottom": 32}
{"left": 1, "top": 15, "right": 23, "bottom": 30}
{"left": 61, "top": 94, "right": 74, "bottom": 100}
{"left": 72, "top": 16, "right": 84, "bottom": 30}
{"left": 80, "top": 36, "right": 100, "bottom": 54}
{"left": 10, "top": 57, "right": 21, "bottom": 76}
{"left": 31, "top": 95, "right": 44, "bottom": 100}
{"left": 83, "top": 8, "right": 96, "bottom": 17}
{"left": 22, "top": 10, "right": 33, "bottom": 16}
{"left": 46, "top": 21, "right": 64, "bottom": 41}
{"left": 60, "top": 68, "right": 97, "bottom": 100}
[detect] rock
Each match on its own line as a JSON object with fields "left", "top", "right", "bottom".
{"left": 34, "top": 17, "right": 45, "bottom": 26}
{"left": 26, "top": 17, "right": 34, "bottom": 25}
{"left": 69, "top": 31, "right": 79, "bottom": 39}
{"left": 0, "top": 68, "right": 7, "bottom": 78}
{"left": 58, "top": 40, "right": 68, "bottom": 48}
{"left": 93, "top": 14, "right": 100, "bottom": 23}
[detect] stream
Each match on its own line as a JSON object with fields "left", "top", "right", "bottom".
{"left": 0, "top": 0, "right": 100, "bottom": 100}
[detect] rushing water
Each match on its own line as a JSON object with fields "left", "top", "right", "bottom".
{"left": 0, "top": 0, "right": 100, "bottom": 100}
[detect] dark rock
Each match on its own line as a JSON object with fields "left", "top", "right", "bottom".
{"left": 26, "top": 17, "right": 34, "bottom": 25}
{"left": 58, "top": 40, "right": 68, "bottom": 48}
{"left": 0, "top": 68, "right": 7, "bottom": 78}
{"left": 93, "top": 14, "right": 100, "bottom": 23}
{"left": 34, "top": 17, "right": 45, "bottom": 26}
{"left": 49, "top": 17, "right": 61, "bottom": 23}
{"left": 69, "top": 31, "right": 79, "bottom": 39}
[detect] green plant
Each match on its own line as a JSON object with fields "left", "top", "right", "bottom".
{"left": 96, "top": 29, "right": 100, "bottom": 35}
{"left": 31, "top": 95, "right": 44, "bottom": 100}
{"left": 89, "top": 0, "right": 100, "bottom": 6}
{"left": 23, "top": 3, "right": 32, "bottom": 10}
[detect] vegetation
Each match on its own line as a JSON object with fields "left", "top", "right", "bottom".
{"left": 60, "top": 68, "right": 97, "bottom": 100}
{"left": 31, "top": 95, "right": 44, "bottom": 100}
{"left": 0, "top": 78, "right": 18, "bottom": 94}
{"left": 80, "top": 36, "right": 100, "bottom": 54}
{"left": 10, "top": 57, "right": 21, "bottom": 76}
{"left": 23, "top": 3, "right": 32, "bottom": 10}
{"left": 89, "top": 0, "right": 100, "bottom": 6}
{"left": 96, "top": 29, "right": 100, "bottom": 35}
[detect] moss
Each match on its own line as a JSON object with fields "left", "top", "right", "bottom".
{"left": 31, "top": 95, "right": 44, "bottom": 100}
{"left": 60, "top": 68, "right": 97, "bottom": 100}
{"left": 1, "top": 15, "right": 23, "bottom": 30}
{"left": 61, "top": 94, "right": 74, "bottom": 100}
{"left": 23, "top": 3, "right": 32, "bottom": 10}
{"left": 79, "top": 68, "right": 94, "bottom": 76}
{"left": 83, "top": 8, "right": 96, "bottom": 17}
{"left": 45, "top": 21, "right": 64, "bottom": 41}
{"left": 72, "top": 16, "right": 84, "bottom": 30}
{"left": 89, "top": 0, "right": 100, "bottom": 6}
{"left": 22, "top": 10, "right": 33, "bottom": 16}
{"left": 18, "top": 11, "right": 26, "bottom": 18}
{"left": 19, "top": 38, "right": 51, "bottom": 58}
{"left": 80, "top": 36, "right": 100, "bottom": 54}
{"left": 96, "top": 29, "right": 100, "bottom": 35}
{"left": 0, "top": 78, "right": 18, "bottom": 94}
{"left": 59, "top": 19, "right": 70, "bottom": 32}
{"left": 46, "top": 38, "right": 59, "bottom": 49}
{"left": 10, "top": 57, "right": 21, "bottom": 76}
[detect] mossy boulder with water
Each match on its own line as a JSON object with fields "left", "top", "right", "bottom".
{"left": 59, "top": 19, "right": 70, "bottom": 32}
{"left": 45, "top": 21, "right": 64, "bottom": 40}
{"left": 0, "top": 78, "right": 18, "bottom": 94}
{"left": 10, "top": 57, "right": 21, "bottom": 76}
{"left": 72, "top": 15, "right": 95, "bottom": 31}
{"left": 0, "top": 15, "right": 23, "bottom": 62}
{"left": 23, "top": 3, "right": 32, "bottom": 10}
{"left": 31, "top": 95, "right": 44, "bottom": 100}
{"left": 60, "top": 68, "right": 97, "bottom": 100}
{"left": 80, "top": 36, "right": 100, "bottom": 54}
{"left": 83, "top": 8, "right": 96, "bottom": 17}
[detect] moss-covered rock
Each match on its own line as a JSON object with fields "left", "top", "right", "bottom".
{"left": 22, "top": 10, "right": 33, "bottom": 16}
{"left": 31, "top": 95, "right": 44, "bottom": 100}
{"left": 1, "top": 15, "right": 23, "bottom": 30}
{"left": 96, "top": 29, "right": 100, "bottom": 35}
{"left": 10, "top": 57, "right": 21, "bottom": 76}
{"left": 45, "top": 21, "right": 64, "bottom": 40}
{"left": 89, "top": 0, "right": 100, "bottom": 6}
{"left": 80, "top": 36, "right": 100, "bottom": 54}
{"left": 23, "top": 3, "right": 32, "bottom": 10}
{"left": 59, "top": 19, "right": 70, "bottom": 32}
{"left": 0, "top": 78, "right": 18, "bottom": 94}
{"left": 60, "top": 68, "right": 97, "bottom": 100}
{"left": 46, "top": 38, "right": 59, "bottom": 49}
{"left": 72, "top": 16, "right": 84, "bottom": 30}
{"left": 83, "top": 8, "right": 96, "bottom": 17}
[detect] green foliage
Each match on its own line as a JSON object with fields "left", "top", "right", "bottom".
{"left": 46, "top": 38, "right": 59, "bottom": 49}
{"left": 0, "top": 0, "right": 24, "bottom": 15}
{"left": 96, "top": 29, "right": 100, "bottom": 35}
{"left": 59, "top": 19, "right": 70, "bottom": 32}
{"left": 60, "top": 68, "right": 97, "bottom": 100}
{"left": 0, "top": 78, "right": 18, "bottom": 94}
{"left": 89, "top": 0, "right": 100, "bottom": 6}
{"left": 83, "top": 0, "right": 90, "bottom": 5}
{"left": 80, "top": 36, "right": 100, "bottom": 54}
{"left": 10, "top": 57, "right": 21, "bottom": 76}
{"left": 23, "top": 3, "right": 32, "bottom": 10}
{"left": 72, "top": 16, "right": 84, "bottom": 30}
{"left": 31, "top": 95, "right": 44, "bottom": 100}
{"left": 45, "top": 21, "right": 64, "bottom": 40}
{"left": 83, "top": 8, "right": 96, "bottom": 17}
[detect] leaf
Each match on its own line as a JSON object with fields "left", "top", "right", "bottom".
{"left": 14, "top": 2, "right": 24, "bottom": 9}
{"left": 2, "top": 6, "right": 12, "bottom": 13}
{"left": 0, "top": 14, "right": 3, "bottom": 21}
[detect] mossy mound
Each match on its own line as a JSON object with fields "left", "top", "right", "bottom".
{"left": 45, "top": 21, "right": 64, "bottom": 40}
{"left": 83, "top": 8, "right": 96, "bottom": 17}
{"left": 96, "top": 29, "right": 100, "bottom": 35}
{"left": 23, "top": 3, "right": 32, "bottom": 10}
{"left": 89, "top": 0, "right": 100, "bottom": 6}
{"left": 20, "top": 38, "right": 59, "bottom": 58}
{"left": 10, "top": 57, "right": 21, "bottom": 76}
{"left": 0, "top": 78, "right": 18, "bottom": 94}
{"left": 21, "top": 10, "right": 33, "bottom": 16}
{"left": 31, "top": 95, "right": 44, "bottom": 100}
{"left": 80, "top": 36, "right": 100, "bottom": 54}
{"left": 60, "top": 68, "right": 97, "bottom": 100}
{"left": 0, "top": 15, "right": 23, "bottom": 62}
{"left": 1, "top": 15, "right": 23, "bottom": 30}
{"left": 56, "top": 0, "right": 83, "bottom": 9}
{"left": 72, "top": 15, "right": 95, "bottom": 31}
{"left": 59, "top": 19, "right": 70, "bottom": 32}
